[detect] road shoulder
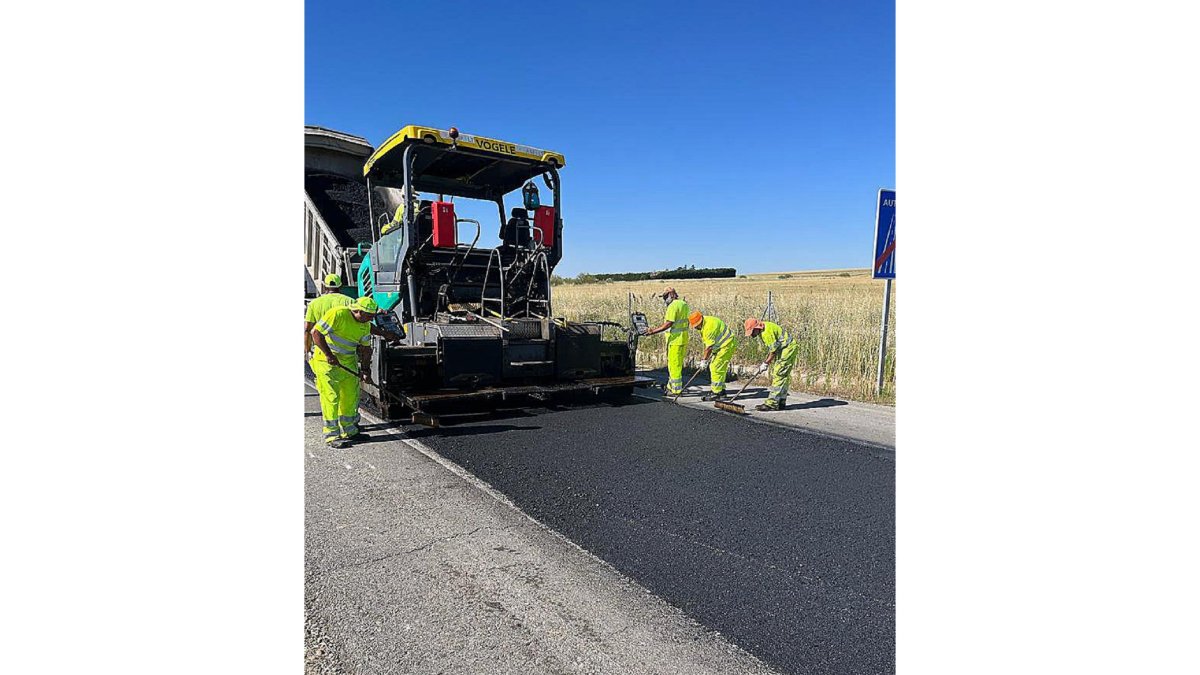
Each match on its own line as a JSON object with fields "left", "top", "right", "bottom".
{"left": 304, "top": 386, "right": 776, "bottom": 675}
{"left": 637, "top": 368, "right": 895, "bottom": 449}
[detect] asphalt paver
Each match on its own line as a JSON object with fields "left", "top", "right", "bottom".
{"left": 404, "top": 398, "right": 895, "bottom": 675}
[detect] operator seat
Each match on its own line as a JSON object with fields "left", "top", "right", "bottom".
{"left": 501, "top": 207, "right": 532, "bottom": 248}
{"left": 415, "top": 199, "right": 434, "bottom": 244}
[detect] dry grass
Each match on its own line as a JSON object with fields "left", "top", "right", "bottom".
{"left": 553, "top": 269, "right": 896, "bottom": 404}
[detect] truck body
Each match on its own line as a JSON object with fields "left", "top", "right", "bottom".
{"left": 303, "top": 126, "right": 375, "bottom": 298}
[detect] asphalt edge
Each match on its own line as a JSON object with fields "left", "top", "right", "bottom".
{"left": 633, "top": 392, "right": 897, "bottom": 452}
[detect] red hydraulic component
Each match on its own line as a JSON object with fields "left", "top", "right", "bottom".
{"left": 533, "top": 206, "right": 556, "bottom": 247}
{"left": 432, "top": 201, "right": 456, "bottom": 248}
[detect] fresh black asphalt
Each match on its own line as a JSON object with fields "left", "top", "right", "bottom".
{"left": 401, "top": 397, "right": 895, "bottom": 675}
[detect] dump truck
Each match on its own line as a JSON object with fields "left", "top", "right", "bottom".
{"left": 305, "top": 124, "right": 652, "bottom": 424}
{"left": 304, "top": 126, "right": 375, "bottom": 298}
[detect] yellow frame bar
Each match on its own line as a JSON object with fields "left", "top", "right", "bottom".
{"left": 364, "top": 125, "right": 566, "bottom": 177}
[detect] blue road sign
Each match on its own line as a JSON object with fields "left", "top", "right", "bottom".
{"left": 872, "top": 189, "right": 896, "bottom": 279}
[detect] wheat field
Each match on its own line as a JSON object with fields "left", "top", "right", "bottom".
{"left": 552, "top": 269, "right": 896, "bottom": 403}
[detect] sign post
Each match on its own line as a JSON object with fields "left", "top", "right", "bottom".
{"left": 872, "top": 189, "right": 896, "bottom": 395}
{"left": 762, "top": 290, "right": 778, "bottom": 322}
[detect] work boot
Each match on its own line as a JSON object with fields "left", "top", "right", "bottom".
{"left": 755, "top": 403, "right": 781, "bottom": 412}
{"left": 702, "top": 392, "right": 727, "bottom": 402}
{"left": 328, "top": 438, "right": 350, "bottom": 449}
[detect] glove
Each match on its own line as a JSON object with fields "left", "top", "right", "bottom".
{"left": 697, "top": 359, "right": 709, "bottom": 370}
{"left": 759, "top": 362, "right": 770, "bottom": 372}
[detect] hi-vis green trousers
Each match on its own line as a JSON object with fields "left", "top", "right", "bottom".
{"left": 766, "top": 342, "right": 800, "bottom": 408}
{"left": 708, "top": 341, "right": 737, "bottom": 394}
{"left": 309, "top": 357, "right": 361, "bottom": 442}
{"left": 666, "top": 344, "right": 687, "bottom": 395}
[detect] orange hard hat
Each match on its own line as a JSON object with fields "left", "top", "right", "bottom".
{"left": 744, "top": 318, "right": 764, "bottom": 336}
{"left": 688, "top": 310, "right": 703, "bottom": 328}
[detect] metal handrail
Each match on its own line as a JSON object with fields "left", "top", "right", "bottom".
{"left": 455, "top": 218, "right": 482, "bottom": 252}
{"left": 481, "top": 248, "right": 505, "bottom": 319}
{"left": 524, "top": 251, "right": 551, "bottom": 318}
{"left": 511, "top": 221, "right": 546, "bottom": 251}
{"left": 440, "top": 218, "right": 482, "bottom": 309}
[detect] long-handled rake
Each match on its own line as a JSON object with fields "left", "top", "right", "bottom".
{"left": 329, "top": 359, "right": 367, "bottom": 381}
{"left": 713, "top": 365, "right": 768, "bottom": 414}
{"left": 328, "top": 360, "right": 410, "bottom": 408}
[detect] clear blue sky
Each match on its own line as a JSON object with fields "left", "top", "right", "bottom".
{"left": 306, "top": 0, "right": 894, "bottom": 276}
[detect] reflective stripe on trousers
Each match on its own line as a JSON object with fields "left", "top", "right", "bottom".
{"left": 310, "top": 357, "right": 362, "bottom": 443}
{"left": 709, "top": 341, "right": 736, "bottom": 394}
{"left": 666, "top": 343, "right": 687, "bottom": 395}
{"left": 322, "top": 419, "right": 340, "bottom": 441}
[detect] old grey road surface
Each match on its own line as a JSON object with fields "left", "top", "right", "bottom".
{"left": 305, "top": 386, "right": 776, "bottom": 675}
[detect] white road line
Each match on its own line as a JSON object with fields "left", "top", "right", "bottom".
{"left": 361, "top": 408, "right": 553, "bottom": 527}
{"left": 307, "top": 375, "right": 573, "bottom": 530}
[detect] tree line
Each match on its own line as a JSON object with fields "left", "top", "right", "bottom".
{"left": 552, "top": 265, "right": 737, "bottom": 285}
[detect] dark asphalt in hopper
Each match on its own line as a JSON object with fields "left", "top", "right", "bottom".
{"left": 403, "top": 398, "right": 895, "bottom": 675}
{"left": 305, "top": 172, "right": 375, "bottom": 247}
